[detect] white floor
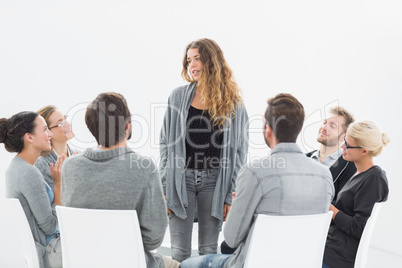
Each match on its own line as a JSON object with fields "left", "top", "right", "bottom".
{"left": 365, "top": 246, "right": 402, "bottom": 268}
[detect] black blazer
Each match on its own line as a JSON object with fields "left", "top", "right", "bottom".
{"left": 306, "top": 150, "right": 357, "bottom": 203}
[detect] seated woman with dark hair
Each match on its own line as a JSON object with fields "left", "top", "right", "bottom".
{"left": 323, "top": 121, "right": 390, "bottom": 268}
{"left": 0, "top": 112, "right": 66, "bottom": 268}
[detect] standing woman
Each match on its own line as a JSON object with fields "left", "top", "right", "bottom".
{"left": 323, "top": 121, "right": 390, "bottom": 268}
{"left": 0, "top": 112, "right": 65, "bottom": 268}
{"left": 35, "top": 105, "right": 78, "bottom": 191}
{"left": 160, "top": 38, "right": 249, "bottom": 262}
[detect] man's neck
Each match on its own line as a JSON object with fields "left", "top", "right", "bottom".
{"left": 100, "top": 140, "right": 127, "bottom": 151}
{"left": 318, "top": 144, "right": 340, "bottom": 162}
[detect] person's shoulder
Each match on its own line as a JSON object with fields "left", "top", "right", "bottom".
{"left": 63, "top": 149, "right": 87, "bottom": 167}
{"left": 7, "top": 157, "right": 43, "bottom": 182}
{"left": 34, "top": 153, "right": 55, "bottom": 168}
{"left": 169, "top": 84, "right": 190, "bottom": 99}
{"left": 127, "top": 149, "right": 157, "bottom": 172}
{"left": 366, "top": 166, "right": 388, "bottom": 181}
{"left": 34, "top": 155, "right": 47, "bottom": 168}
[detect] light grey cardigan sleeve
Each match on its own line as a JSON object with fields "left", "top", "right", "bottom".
{"left": 225, "top": 103, "right": 249, "bottom": 205}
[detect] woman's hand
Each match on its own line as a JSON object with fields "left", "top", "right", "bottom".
{"left": 224, "top": 204, "right": 231, "bottom": 221}
{"left": 50, "top": 154, "right": 66, "bottom": 185}
{"left": 329, "top": 204, "right": 339, "bottom": 219}
{"left": 164, "top": 195, "right": 173, "bottom": 215}
{"left": 50, "top": 154, "right": 66, "bottom": 205}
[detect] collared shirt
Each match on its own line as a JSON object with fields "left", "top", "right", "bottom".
{"left": 311, "top": 148, "right": 343, "bottom": 168}
{"left": 223, "top": 143, "right": 334, "bottom": 268}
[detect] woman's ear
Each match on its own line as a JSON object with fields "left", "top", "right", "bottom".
{"left": 24, "top": 133, "right": 34, "bottom": 144}
{"left": 361, "top": 148, "right": 370, "bottom": 156}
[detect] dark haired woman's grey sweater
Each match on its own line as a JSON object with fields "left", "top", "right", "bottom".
{"left": 6, "top": 156, "right": 59, "bottom": 268}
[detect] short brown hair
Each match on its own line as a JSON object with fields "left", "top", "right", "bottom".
{"left": 85, "top": 92, "right": 131, "bottom": 147}
{"left": 264, "top": 93, "right": 305, "bottom": 143}
{"left": 329, "top": 106, "right": 354, "bottom": 134}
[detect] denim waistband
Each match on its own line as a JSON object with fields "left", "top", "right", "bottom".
{"left": 185, "top": 168, "right": 219, "bottom": 176}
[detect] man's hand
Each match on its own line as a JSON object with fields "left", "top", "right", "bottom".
{"left": 224, "top": 204, "right": 231, "bottom": 221}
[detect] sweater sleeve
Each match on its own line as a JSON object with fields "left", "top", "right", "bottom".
{"left": 224, "top": 167, "right": 262, "bottom": 248}
{"left": 159, "top": 98, "right": 171, "bottom": 195}
{"left": 21, "top": 168, "right": 59, "bottom": 236}
{"left": 138, "top": 159, "right": 168, "bottom": 251}
{"left": 225, "top": 103, "right": 249, "bottom": 204}
{"left": 333, "top": 174, "right": 388, "bottom": 240}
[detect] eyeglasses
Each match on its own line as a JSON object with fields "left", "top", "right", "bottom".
{"left": 343, "top": 136, "right": 363, "bottom": 149}
{"left": 49, "top": 115, "right": 68, "bottom": 130}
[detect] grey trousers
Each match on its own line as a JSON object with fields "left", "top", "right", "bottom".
{"left": 169, "top": 169, "right": 221, "bottom": 262}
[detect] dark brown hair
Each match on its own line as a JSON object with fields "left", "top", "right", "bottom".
{"left": 85, "top": 92, "right": 131, "bottom": 147}
{"left": 264, "top": 93, "right": 305, "bottom": 143}
{"left": 0, "top": 111, "right": 38, "bottom": 153}
{"left": 329, "top": 106, "right": 355, "bottom": 134}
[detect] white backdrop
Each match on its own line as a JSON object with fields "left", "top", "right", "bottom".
{"left": 1, "top": 0, "right": 401, "bottom": 266}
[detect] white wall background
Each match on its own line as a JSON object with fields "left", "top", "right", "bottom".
{"left": 1, "top": 0, "right": 401, "bottom": 266}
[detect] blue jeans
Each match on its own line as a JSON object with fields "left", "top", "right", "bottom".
{"left": 180, "top": 254, "right": 231, "bottom": 268}
{"left": 322, "top": 263, "right": 331, "bottom": 268}
{"left": 46, "top": 235, "right": 62, "bottom": 268}
{"left": 169, "top": 169, "right": 221, "bottom": 262}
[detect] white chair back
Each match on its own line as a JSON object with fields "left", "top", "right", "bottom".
{"left": 6, "top": 198, "right": 40, "bottom": 268}
{"left": 56, "top": 206, "right": 146, "bottom": 268}
{"left": 244, "top": 211, "right": 333, "bottom": 268}
{"left": 354, "top": 202, "right": 383, "bottom": 268}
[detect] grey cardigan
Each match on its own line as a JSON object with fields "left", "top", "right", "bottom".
{"left": 35, "top": 144, "right": 77, "bottom": 191}
{"left": 160, "top": 83, "right": 249, "bottom": 220}
{"left": 6, "top": 156, "right": 59, "bottom": 268}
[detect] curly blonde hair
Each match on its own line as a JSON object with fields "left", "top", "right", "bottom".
{"left": 181, "top": 38, "right": 242, "bottom": 130}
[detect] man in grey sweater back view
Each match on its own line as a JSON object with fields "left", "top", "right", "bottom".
{"left": 61, "top": 92, "right": 179, "bottom": 268}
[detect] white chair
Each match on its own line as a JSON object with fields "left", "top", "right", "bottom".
{"left": 354, "top": 202, "right": 383, "bottom": 268}
{"left": 56, "top": 206, "right": 146, "bottom": 268}
{"left": 157, "top": 222, "right": 226, "bottom": 256}
{"left": 6, "top": 198, "right": 40, "bottom": 268}
{"left": 244, "top": 211, "right": 333, "bottom": 268}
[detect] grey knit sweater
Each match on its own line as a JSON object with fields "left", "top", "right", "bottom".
{"left": 61, "top": 147, "right": 168, "bottom": 268}
{"left": 6, "top": 156, "right": 59, "bottom": 268}
{"left": 35, "top": 144, "right": 78, "bottom": 191}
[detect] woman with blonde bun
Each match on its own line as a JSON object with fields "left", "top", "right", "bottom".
{"left": 323, "top": 121, "right": 390, "bottom": 268}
